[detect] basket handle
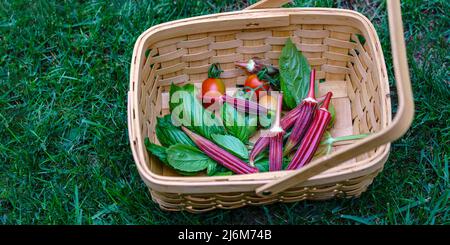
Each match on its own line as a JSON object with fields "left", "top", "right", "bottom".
{"left": 245, "top": 0, "right": 291, "bottom": 10}
{"left": 255, "top": 0, "right": 414, "bottom": 197}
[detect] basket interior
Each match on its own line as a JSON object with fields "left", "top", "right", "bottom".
{"left": 133, "top": 10, "right": 389, "bottom": 178}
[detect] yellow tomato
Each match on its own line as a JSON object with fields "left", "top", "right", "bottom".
{"left": 259, "top": 95, "right": 278, "bottom": 111}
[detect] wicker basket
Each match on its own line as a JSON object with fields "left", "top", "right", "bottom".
{"left": 128, "top": 0, "right": 414, "bottom": 213}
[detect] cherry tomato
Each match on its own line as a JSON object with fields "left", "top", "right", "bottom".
{"left": 201, "top": 78, "right": 225, "bottom": 108}
{"left": 244, "top": 74, "right": 270, "bottom": 97}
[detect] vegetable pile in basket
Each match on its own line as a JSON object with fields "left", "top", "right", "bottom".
{"left": 145, "top": 38, "right": 368, "bottom": 176}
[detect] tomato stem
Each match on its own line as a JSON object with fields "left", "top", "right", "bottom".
{"left": 256, "top": 67, "right": 268, "bottom": 80}
{"left": 208, "top": 63, "right": 223, "bottom": 78}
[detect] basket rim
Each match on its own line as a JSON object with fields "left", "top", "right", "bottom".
{"left": 128, "top": 7, "right": 392, "bottom": 193}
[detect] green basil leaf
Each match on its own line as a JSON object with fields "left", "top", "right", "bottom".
{"left": 254, "top": 158, "right": 269, "bottom": 172}
{"left": 208, "top": 164, "right": 233, "bottom": 176}
{"left": 166, "top": 144, "right": 216, "bottom": 172}
{"left": 169, "top": 83, "right": 225, "bottom": 140}
{"left": 253, "top": 150, "right": 269, "bottom": 163}
{"left": 144, "top": 138, "right": 168, "bottom": 164}
{"left": 168, "top": 82, "right": 194, "bottom": 111}
{"left": 211, "top": 171, "right": 233, "bottom": 176}
{"left": 279, "top": 38, "right": 311, "bottom": 109}
{"left": 145, "top": 138, "right": 203, "bottom": 176}
{"left": 220, "top": 90, "right": 257, "bottom": 143}
{"left": 155, "top": 115, "right": 195, "bottom": 147}
{"left": 206, "top": 162, "right": 217, "bottom": 176}
{"left": 220, "top": 103, "right": 257, "bottom": 143}
{"left": 282, "top": 157, "right": 290, "bottom": 170}
{"left": 211, "top": 134, "right": 249, "bottom": 160}
{"left": 255, "top": 157, "right": 291, "bottom": 172}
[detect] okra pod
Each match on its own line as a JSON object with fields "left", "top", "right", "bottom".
{"left": 283, "top": 69, "right": 318, "bottom": 154}
{"left": 287, "top": 92, "right": 333, "bottom": 170}
{"left": 182, "top": 127, "right": 259, "bottom": 174}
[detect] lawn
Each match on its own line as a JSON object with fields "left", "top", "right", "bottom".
{"left": 0, "top": 0, "right": 448, "bottom": 225}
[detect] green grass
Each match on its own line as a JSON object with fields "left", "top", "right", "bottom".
{"left": 0, "top": 0, "right": 448, "bottom": 225}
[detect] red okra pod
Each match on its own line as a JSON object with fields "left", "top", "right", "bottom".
{"left": 222, "top": 94, "right": 271, "bottom": 116}
{"left": 269, "top": 133, "right": 284, "bottom": 171}
{"left": 181, "top": 127, "right": 259, "bottom": 174}
{"left": 268, "top": 94, "right": 284, "bottom": 171}
{"left": 278, "top": 92, "right": 328, "bottom": 130}
{"left": 248, "top": 92, "right": 329, "bottom": 165}
{"left": 283, "top": 69, "right": 318, "bottom": 154}
{"left": 248, "top": 99, "right": 303, "bottom": 165}
{"left": 199, "top": 93, "right": 269, "bottom": 115}
{"left": 287, "top": 92, "right": 333, "bottom": 170}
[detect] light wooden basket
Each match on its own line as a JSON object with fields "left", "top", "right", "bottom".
{"left": 128, "top": 0, "right": 414, "bottom": 213}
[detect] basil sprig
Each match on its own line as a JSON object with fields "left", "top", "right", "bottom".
{"left": 169, "top": 83, "right": 225, "bottom": 140}
{"left": 279, "top": 38, "right": 311, "bottom": 109}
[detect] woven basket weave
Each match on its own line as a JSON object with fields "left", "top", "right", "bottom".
{"left": 128, "top": 0, "right": 414, "bottom": 213}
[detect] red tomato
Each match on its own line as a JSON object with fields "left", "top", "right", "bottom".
{"left": 201, "top": 78, "right": 225, "bottom": 108}
{"left": 244, "top": 74, "right": 270, "bottom": 97}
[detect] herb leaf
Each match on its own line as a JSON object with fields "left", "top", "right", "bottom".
{"left": 155, "top": 115, "right": 195, "bottom": 147}
{"left": 209, "top": 164, "right": 233, "bottom": 176}
{"left": 255, "top": 157, "right": 290, "bottom": 172}
{"left": 206, "top": 162, "right": 217, "bottom": 176}
{"left": 166, "top": 144, "right": 216, "bottom": 172}
{"left": 144, "top": 138, "right": 168, "bottom": 164}
{"left": 254, "top": 158, "right": 270, "bottom": 172}
{"left": 211, "top": 171, "right": 233, "bottom": 176}
{"left": 279, "top": 38, "right": 311, "bottom": 109}
{"left": 211, "top": 134, "right": 249, "bottom": 160}
{"left": 220, "top": 91, "right": 258, "bottom": 143}
{"left": 145, "top": 138, "right": 212, "bottom": 176}
{"left": 169, "top": 83, "right": 225, "bottom": 140}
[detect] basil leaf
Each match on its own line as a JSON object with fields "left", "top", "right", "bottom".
{"left": 211, "top": 134, "right": 249, "bottom": 160}
{"left": 220, "top": 92, "right": 258, "bottom": 143}
{"left": 169, "top": 83, "right": 225, "bottom": 140}
{"left": 254, "top": 157, "right": 290, "bottom": 172}
{"left": 155, "top": 115, "right": 195, "bottom": 147}
{"left": 253, "top": 150, "right": 268, "bottom": 163}
{"left": 166, "top": 144, "right": 216, "bottom": 172}
{"left": 211, "top": 171, "right": 233, "bottom": 176}
{"left": 145, "top": 138, "right": 205, "bottom": 176}
{"left": 168, "top": 82, "right": 194, "bottom": 111}
{"left": 144, "top": 138, "right": 168, "bottom": 164}
{"left": 206, "top": 162, "right": 217, "bottom": 176}
{"left": 282, "top": 157, "right": 290, "bottom": 170}
{"left": 208, "top": 165, "right": 233, "bottom": 176}
{"left": 254, "top": 158, "right": 270, "bottom": 172}
{"left": 279, "top": 38, "right": 311, "bottom": 109}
